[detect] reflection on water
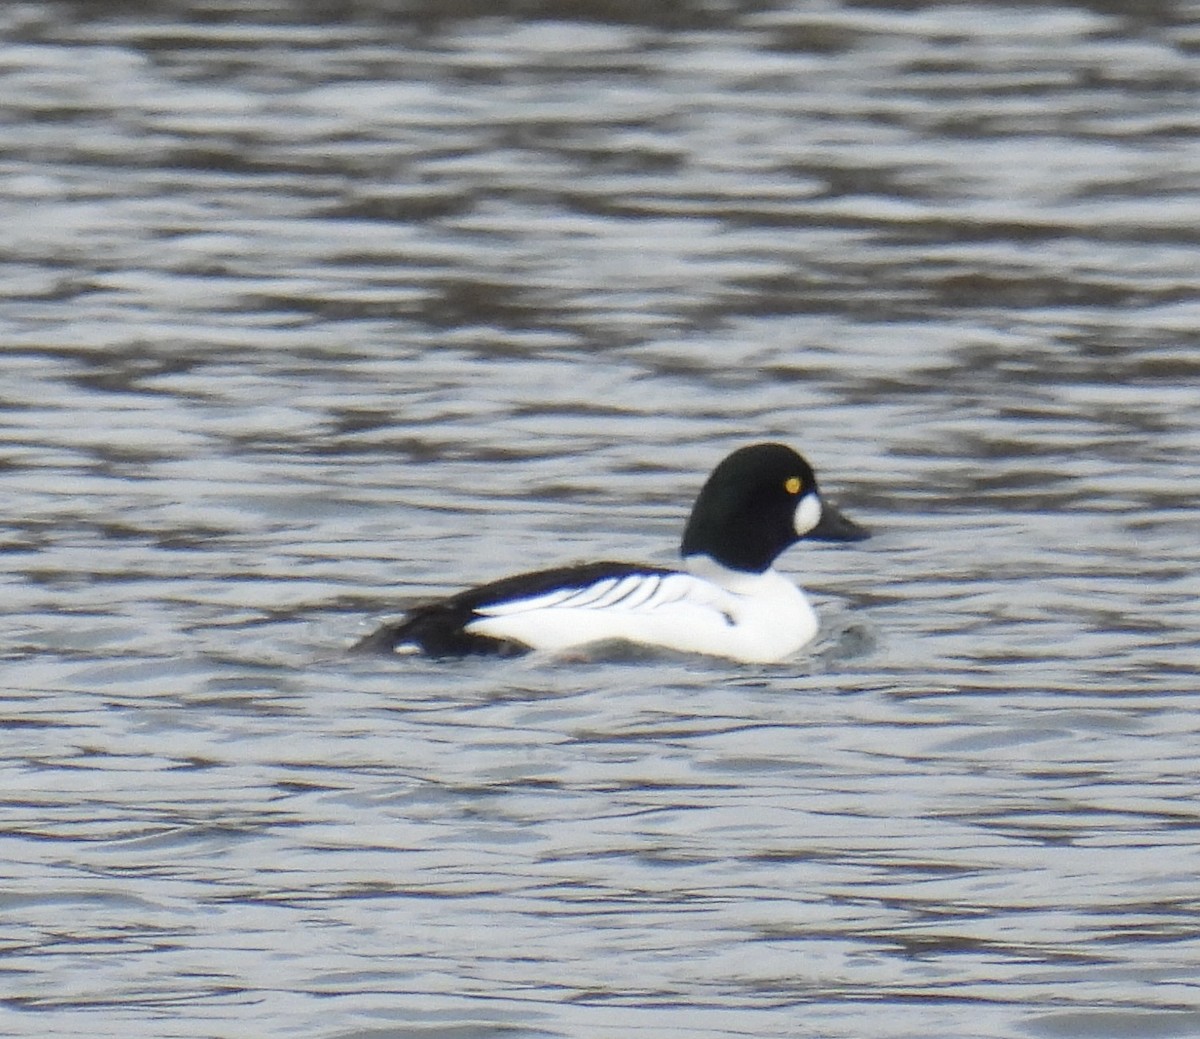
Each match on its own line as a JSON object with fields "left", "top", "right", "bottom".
{"left": 2, "top": 2, "right": 1199, "bottom": 1037}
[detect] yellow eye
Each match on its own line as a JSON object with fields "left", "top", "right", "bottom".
{"left": 784, "top": 476, "right": 802, "bottom": 495}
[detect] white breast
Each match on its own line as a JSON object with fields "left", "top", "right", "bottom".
{"left": 465, "top": 564, "right": 817, "bottom": 663}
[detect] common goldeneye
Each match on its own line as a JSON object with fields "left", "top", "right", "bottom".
{"left": 353, "top": 443, "right": 868, "bottom": 663}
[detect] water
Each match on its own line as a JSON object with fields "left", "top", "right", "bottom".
{"left": 2, "top": 1, "right": 1200, "bottom": 1036}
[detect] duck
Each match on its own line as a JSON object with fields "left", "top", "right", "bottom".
{"left": 352, "top": 442, "right": 868, "bottom": 663}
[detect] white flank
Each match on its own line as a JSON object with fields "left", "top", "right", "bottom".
{"left": 466, "top": 561, "right": 818, "bottom": 663}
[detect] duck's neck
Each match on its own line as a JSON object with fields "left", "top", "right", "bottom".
{"left": 684, "top": 553, "right": 776, "bottom": 593}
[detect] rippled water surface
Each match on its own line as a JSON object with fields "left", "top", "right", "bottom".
{"left": 3, "top": 1, "right": 1200, "bottom": 1037}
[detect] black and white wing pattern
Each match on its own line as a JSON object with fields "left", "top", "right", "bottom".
{"left": 353, "top": 561, "right": 692, "bottom": 657}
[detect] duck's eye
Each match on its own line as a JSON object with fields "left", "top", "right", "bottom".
{"left": 784, "top": 476, "right": 802, "bottom": 495}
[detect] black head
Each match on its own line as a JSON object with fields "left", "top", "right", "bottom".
{"left": 680, "top": 443, "right": 868, "bottom": 573}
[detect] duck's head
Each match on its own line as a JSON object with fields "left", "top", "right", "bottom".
{"left": 680, "top": 442, "right": 869, "bottom": 573}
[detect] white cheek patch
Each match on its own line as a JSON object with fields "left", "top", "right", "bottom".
{"left": 793, "top": 493, "right": 822, "bottom": 536}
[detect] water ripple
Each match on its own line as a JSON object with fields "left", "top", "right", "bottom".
{"left": 2, "top": 3, "right": 1199, "bottom": 1038}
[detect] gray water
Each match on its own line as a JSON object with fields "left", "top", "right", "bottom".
{"left": 2, "top": 1, "right": 1200, "bottom": 1037}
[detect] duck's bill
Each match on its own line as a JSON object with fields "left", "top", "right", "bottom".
{"left": 809, "top": 501, "right": 870, "bottom": 542}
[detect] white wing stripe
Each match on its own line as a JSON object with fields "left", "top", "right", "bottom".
{"left": 475, "top": 573, "right": 680, "bottom": 617}
{"left": 562, "top": 577, "right": 621, "bottom": 608}
{"left": 586, "top": 575, "right": 648, "bottom": 609}
{"left": 614, "top": 574, "right": 663, "bottom": 610}
{"left": 515, "top": 587, "right": 578, "bottom": 611}
{"left": 475, "top": 587, "right": 575, "bottom": 616}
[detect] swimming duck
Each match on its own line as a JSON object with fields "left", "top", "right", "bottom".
{"left": 353, "top": 442, "right": 868, "bottom": 662}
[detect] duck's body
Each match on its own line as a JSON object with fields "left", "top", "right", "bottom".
{"left": 354, "top": 558, "right": 818, "bottom": 662}
{"left": 354, "top": 443, "right": 868, "bottom": 663}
